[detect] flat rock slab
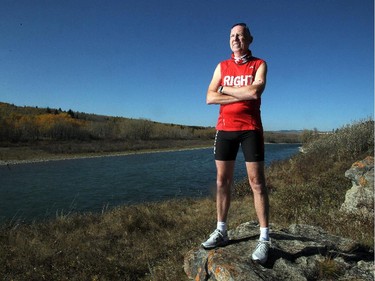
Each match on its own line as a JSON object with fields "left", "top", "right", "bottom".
{"left": 184, "top": 222, "right": 374, "bottom": 281}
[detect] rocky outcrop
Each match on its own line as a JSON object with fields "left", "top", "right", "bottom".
{"left": 184, "top": 158, "right": 374, "bottom": 280}
{"left": 340, "top": 156, "right": 374, "bottom": 218}
{"left": 184, "top": 222, "right": 373, "bottom": 280}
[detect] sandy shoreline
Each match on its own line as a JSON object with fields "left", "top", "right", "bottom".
{"left": 0, "top": 146, "right": 212, "bottom": 166}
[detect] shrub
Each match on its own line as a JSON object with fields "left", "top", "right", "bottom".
{"left": 301, "top": 119, "right": 374, "bottom": 162}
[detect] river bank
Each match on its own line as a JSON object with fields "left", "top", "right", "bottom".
{"left": 0, "top": 139, "right": 214, "bottom": 166}
{"left": 0, "top": 146, "right": 212, "bottom": 166}
{"left": 1, "top": 120, "right": 372, "bottom": 280}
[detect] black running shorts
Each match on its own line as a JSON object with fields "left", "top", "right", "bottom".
{"left": 214, "top": 130, "right": 264, "bottom": 162}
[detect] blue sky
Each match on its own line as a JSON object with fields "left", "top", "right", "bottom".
{"left": 1, "top": 0, "right": 373, "bottom": 131}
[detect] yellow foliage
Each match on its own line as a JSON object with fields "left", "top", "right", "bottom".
{"left": 35, "top": 113, "right": 85, "bottom": 131}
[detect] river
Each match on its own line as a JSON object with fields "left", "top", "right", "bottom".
{"left": 0, "top": 143, "right": 300, "bottom": 224}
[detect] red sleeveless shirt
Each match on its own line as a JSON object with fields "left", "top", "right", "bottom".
{"left": 216, "top": 55, "right": 265, "bottom": 131}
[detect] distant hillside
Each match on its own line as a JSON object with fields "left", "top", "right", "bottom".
{"left": 0, "top": 102, "right": 301, "bottom": 145}
{"left": 0, "top": 102, "right": 214, "bottom": 143}
{"left": 274, "top": 130, "right": 303, "bottom": 134}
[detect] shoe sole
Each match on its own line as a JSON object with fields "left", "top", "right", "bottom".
{"left": 201, "top": 240, "right": 229, "bottom": 250}
{"left": 251, "top": 258, "right": 267, "bottom": 264}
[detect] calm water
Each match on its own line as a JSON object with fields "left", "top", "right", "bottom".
{"left": 0, "top": 144, "right": 300, "bottom": 223}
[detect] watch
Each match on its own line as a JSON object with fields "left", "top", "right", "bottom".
{"left": 218, "top": 86, "right": 223, "bottom": 94}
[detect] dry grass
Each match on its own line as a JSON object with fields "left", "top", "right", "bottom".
{"left": 0, "top": 197, "right": 256, "bottom": 281}
{"left": 317, "top": 256, "right": 343, "bottom": 280}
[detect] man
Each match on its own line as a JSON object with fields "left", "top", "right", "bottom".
{"left": 201, "top": 23, "right": 270, "bottom": 264}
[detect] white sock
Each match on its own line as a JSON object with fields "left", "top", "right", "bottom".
{"left": 260, "top": 227, "right": 269, "bottom": 241}
{"left": 217, "top": 222, "right": 227, "bottom": 234}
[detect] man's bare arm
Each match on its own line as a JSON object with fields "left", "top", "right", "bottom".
{"left": 206, "top": 64, "right": 241, "bottom": 105}
{"left": 220, "top": 62, "right": 267, "bottom": 101}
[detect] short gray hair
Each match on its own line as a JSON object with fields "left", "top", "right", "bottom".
{"left": 231, "top": 23, "right": 253, "bottom": 41}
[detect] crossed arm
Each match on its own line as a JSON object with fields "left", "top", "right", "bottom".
{"left": 206, "top": 62, "right": 267, "bottom": 105}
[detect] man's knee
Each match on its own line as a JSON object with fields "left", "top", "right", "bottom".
{"left": 249, "top": 176, "right": 266, "bottom": 193}
{"left": 217, "top": 177, "right": 232, "bottom": 190}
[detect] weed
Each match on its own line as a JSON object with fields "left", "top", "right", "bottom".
{"left": 317, "top": 256, "right": 343, "bottom": 279}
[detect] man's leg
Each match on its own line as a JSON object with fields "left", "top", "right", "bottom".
{"left": 246, "top": 161, "right": 269, "bottom": 228}
{"left": 246, "top": 161, "right": 270, "bottom": 264}
{"left": 201, "top": 160, "right": 235, "bottom": 249}
{"left": 216, "top": 160, "right": 235, "bottom": 223}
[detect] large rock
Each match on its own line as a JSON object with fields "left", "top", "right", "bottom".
{"left": 340, "top": 156, "right": 374, "bottom": 217}
{"left": 184, "top": 222, "right": 373, "bottom": 280}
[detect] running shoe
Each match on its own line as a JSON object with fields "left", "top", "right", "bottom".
{"left": 201, "top": 229, "right": 229, "bottom": 249}
{"left": 251, "top": 240, "right": 270, "bottom": 264}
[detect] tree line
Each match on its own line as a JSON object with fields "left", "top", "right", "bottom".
{"left": 0, "top": 102, "right": 215, "bottom": 142}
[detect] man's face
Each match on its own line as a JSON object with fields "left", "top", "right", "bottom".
{"left": 230, "top": 25, "right": 250, "bottom": 54}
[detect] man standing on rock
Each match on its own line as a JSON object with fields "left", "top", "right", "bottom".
{"left": 201, "top": 23, "right": 270, "bottom": 264}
